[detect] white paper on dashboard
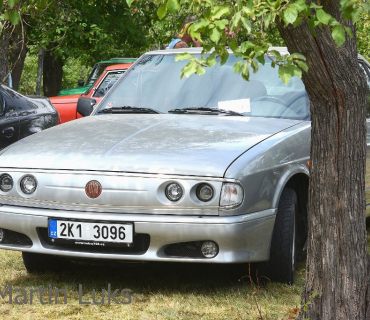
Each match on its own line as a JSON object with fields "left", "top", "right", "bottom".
{"left": 218, "top": 99, "right": 251, "bottom": 113}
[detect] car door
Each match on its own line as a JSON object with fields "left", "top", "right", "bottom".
{"left": 360, "top": 60, "right": 370, "bottom": 215}
{"left": 0, "top": 90, "right": 20, "bottom": 150}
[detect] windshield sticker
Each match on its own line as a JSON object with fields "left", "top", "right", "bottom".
{"left": 218, "top": 99, "right": 251, "bottom": 113}
{"left": 106, "top": 101, "right": 116, "bottom": 108}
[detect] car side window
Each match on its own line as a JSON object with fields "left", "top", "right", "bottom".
{"left": 93, "top": 71, "right": 125, "bottom": 98}
{"left": 359, "top": 62, "right": 370, "bottom": 118}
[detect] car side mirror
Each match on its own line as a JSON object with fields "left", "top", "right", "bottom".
{"left": 78, "top": 79, "right": 85, "bottom": 87}
{"left": 77, "top": 97, "right": 96, "bottom": 117}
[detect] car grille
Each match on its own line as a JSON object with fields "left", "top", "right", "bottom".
{"left": 37, "top": 228, "right": 150, "bottom": 255}
{"left": 164, "top": 241, "right": 205, "bottom": 258}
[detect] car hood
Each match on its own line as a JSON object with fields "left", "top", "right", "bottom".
{"left": 0, "top": 115, "right": 301, "bottom": 177}
{"left": 49, "top": 94, "right": 81, "bottom": 104}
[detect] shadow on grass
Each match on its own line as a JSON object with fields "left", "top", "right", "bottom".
{"left": 6, "top": 258, "right": 266, "bottom": 295}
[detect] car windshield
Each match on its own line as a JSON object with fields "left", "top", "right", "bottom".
{"left": 95, "top": 54, "right": 310, "bottom": 120}
{"left": 86, "top": 63, "right": 112, "bottom": 85}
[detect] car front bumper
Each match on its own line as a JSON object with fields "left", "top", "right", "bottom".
{"left": 0, "top": 205, "right": 276, "bottom": 263}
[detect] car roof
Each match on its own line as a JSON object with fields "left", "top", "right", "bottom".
{"left": 105, "top": 63, "right": 133, "bottom": 71}
{"left": 144, "top": 46, "right": 290, "bottom": 56}
{"left": 97, "top": 58, "right": 137, "bottom": 64}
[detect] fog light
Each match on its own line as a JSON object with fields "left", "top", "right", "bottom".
{"left": 0, "top": 174, "right": 13, "bottom": 192}
{"left": 201, "top": 241, "right": 219, "bottom": 258}
{"left": 196, "top": 183, "right": 214, "bottom": 202}
{"left": 20, "top": 175, "right": 37, "bottom": 195}
{"left": 0, "top": 228, "right": 4, "bottom": 243}
{"left": 165, "top": 183, "right": 183, "bottom": 202}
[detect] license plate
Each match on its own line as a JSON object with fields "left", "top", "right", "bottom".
{"left": 48, "top": 220, "right": 133, "bottom": 243}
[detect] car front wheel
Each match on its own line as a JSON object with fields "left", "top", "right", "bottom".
{"left": 267, "top": 187, "right": 297, "bottom": 285}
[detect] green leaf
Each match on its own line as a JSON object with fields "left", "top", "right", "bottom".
{"left": 256, "top": 55, "right": 265, "bottom": 65}
{"left": 241, "top": 17, "right": 251, "bottom": 33}
{"left": 167, "top": 0, "right": 180, "bottom": 14}
{"left": 206, "top": 52, "right": 217, "bottom": 67}
{"left": 241, "top": 62, "right": 250, "bottom": 81}
{"left": 233, "top": 60, "right": 243, "bottom": 74}
{"left": 269, "top": 50, "right": 281, "bottom": 59}
{"left": 332, "top": 25, "right": 345, "bottom": 46}
{"left": 344, "top": 26, "right": 353, "bottom": 38}
{"left": 210, "top": 27, "right": 222, "bottom": 43}
{"left": 351, "top": 7, "right": 361, "bottom": 23}
{"left": 211, "top": 6, "right": 230, "bottom": 20}
{"left": 230, "top": 12, "right": 241, "bottom": 29}
{"left": 310, "top": 3, "right": 322, "bottom": 9}
{"left": 284, "top": 7, "right": 298, "bottom": 25}
{"left": 293, "top": 16, "right": 303, "bottom": 28}
{"left": 308, "top": 18, "right": 317, "bottom": 36}
{"left": 291, "top": 0, "right": 307, "bottom": 11}
{"left": 157, "top": 4, "right": 167, "bottom": 20}
{"left": 181, "top": 61, "right": 197, "bottom": 79}
{"left": 9, "top": 11, "right": 20, "bottom": 25}
{"left": 8, "top": 0, "right": 15, "bottom": 9}
{"left": 174, "top": 53, "right": 194, "bottom": 61}
{"left": 196, "top": 65, "right": 206, "bottom": 76}
{"left": 126, "top": 0, "right": 135, "bottom": 7}
{"left": 37, "top": 0, "right": 48, "bottom": 10}
{"left": 290, "top": 53, "right": 306, "bottom": 60}
{"left": 251, "top": 60, "right": 259, "bottom": 73}
{"left": 296, "top": 60, "right": 308, "bottom": 72}
{"left": 220, "top": 49, "right": 229, "bottom": 65}
{"left": 228, "top": 37, "right": 239, "bottom": 52}
{"left": 316, "top": 9, "right": 332, "bottom": 25}
{"left": 278, "top": 66, "right": 291, "bottom": 85}
{"left": 193, "top": 19, "right": 211, "bottom": 30}
{"left": 214, "top": 19, "right": 229, "bottom": 29}
{"left": 240, "top": 41, "right": 254, "bottom": 53}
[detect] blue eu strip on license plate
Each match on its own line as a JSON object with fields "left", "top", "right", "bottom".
{"left": 49, "top": 219, "right": 58, "bottom": 238}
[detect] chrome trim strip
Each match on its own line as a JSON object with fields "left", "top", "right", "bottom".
{"left": 0, "top": 168, "right": 237, "bottom": 182}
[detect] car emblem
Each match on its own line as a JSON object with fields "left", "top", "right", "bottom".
{"left": 85, "top": 180, "right": 102, "bottom": 199}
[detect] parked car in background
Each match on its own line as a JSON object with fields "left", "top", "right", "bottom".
{"left": 0, "top": 49, "right": 369, "bottom": 285}
{"left": 58, "top": 58, "right": 136, "bottom": 96}
{"left": 50, "top": 63, "right": 133, "bottom": 123}
{"left": 0, "top": 85, "right": 59, "bottom": 150}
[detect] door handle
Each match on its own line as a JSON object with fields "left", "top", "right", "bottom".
{"left": 2, "top": 127, "right": 15, "bottom": 138}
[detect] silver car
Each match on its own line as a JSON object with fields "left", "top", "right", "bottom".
{"left": 0, "top": 48, "right": 369, "bottom": 284}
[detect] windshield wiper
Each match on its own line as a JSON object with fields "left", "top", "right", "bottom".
{"left": 168, "top": 107, "right": 244, "bottom": 116}
{"left": 98, "top": 106, "right": 162, "bottom": 114}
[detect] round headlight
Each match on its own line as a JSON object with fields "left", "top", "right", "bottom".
{"left": 165, "top": 183, "right": 183, "bottom": 202}
{"left": 196, "top": 183, "right": 214, "bottom": 202}
{"left": 20, "top": 176, "right": 37, "bottom": 195}
{"left": 0, "top": 174, "right": 13, "bottom": 192}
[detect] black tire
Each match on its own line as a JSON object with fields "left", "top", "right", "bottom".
{"left": 22, "top": 252, "right": 70, "bottom": 273}
{"left": 267, "top": 188, "right": 297, "bottom": 285}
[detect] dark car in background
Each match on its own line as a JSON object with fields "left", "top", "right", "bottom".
{"left": 0, "top": 85, "right": 59, "bottom": 150}
{"left": 58, "top": 58, "right": 137, "bottom": 96}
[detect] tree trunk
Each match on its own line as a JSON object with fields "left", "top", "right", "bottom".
{"left": 277, "top": 2, "right": 369, "bottom": 319}
{"left": 36, "top": 48, "right": 44, "bottom": 95}
{"left": 0, "top": 25, "right": 11, "bottom": 86}
{"left": 9, "top": 21, "right": 28, "bottom": 91}
{"left": 43, "top": 51, "right": 63, "bottom": 97}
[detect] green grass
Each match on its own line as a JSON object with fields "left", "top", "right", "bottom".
{"left": 0, "top": 249, "right": 305, "bottom": 320}
{"left": 3, "top": 219, "right": 370, "bottom": 319}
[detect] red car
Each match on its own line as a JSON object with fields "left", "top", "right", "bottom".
{"left": 50, "top": 63, "right": 133, "bottom": 123}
